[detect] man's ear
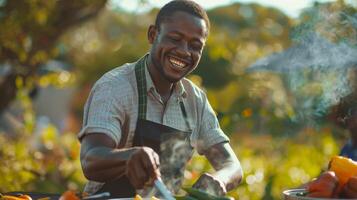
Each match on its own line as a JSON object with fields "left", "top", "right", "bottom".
{"left": 148, "top": 25, "right": 158, "bottom": 44}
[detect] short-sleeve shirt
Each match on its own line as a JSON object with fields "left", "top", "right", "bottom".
{"left": 78, "top": 55, "right": 229, "bottom": 194}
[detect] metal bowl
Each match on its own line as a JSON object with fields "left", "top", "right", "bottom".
{"left": 283, "top": 189, "right": 356, "bottom": 200}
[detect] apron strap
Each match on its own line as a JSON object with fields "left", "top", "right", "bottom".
{"left": 179, "top": 101, "right": 191, "bottom": 131}
{"left": 135, "top": 54, "right": 191, "bottom": 130}
{"left": 135, "top": 55, "right": 148, "bottom": 120}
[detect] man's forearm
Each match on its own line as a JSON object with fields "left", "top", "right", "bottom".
{"left": 212, "top": 161, "right": 242, "bottom": 191}
{"left": 81, "top": 146, "right": 138, "bottom": 182}
{"left": 80, "top": 132, "right": 143, "bottom": 182}
{"left": 204, "top": 142, "right": 243, "bottom": 191}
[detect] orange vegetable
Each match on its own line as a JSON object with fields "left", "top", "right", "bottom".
{"left": 59, "top": 191, "right": 80, "bottom": 200}
{"left": 329, "top": 156, "right": 357, "bottom": 193}
{"left": 134, "top": 195, "right": 143, "bottom": 200}
{"left": 17, "top": 195, "right": 31, "bottom": 200}
{"left": 0, "top": 194, "right": 32, "bottom": 200}
{"left": 306, "top": 171, "right": 339, "bottom": 198}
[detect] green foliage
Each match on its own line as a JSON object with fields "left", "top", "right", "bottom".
{"left": 1, "top": 1, "right": 356, "bottom": 199}
{"left": 0, "top": 130, "right": 85, "bottom": 193}
{"left": 194, "top": 3, "right": 293, "bottom": 89}
{"left": 0, "top": 82, "right": 85, "bottom": 192}
{"left": 184, "top": 128, "right": 342, "bottom": 200}
{"left": 0, "top": 0, "right": 107, "bottom": 112}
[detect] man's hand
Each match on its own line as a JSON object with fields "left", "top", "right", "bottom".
{"left": 80, "top": 134, "right": 161, "bottom": 186}
{"left": 126, "top": 147, "right": 161, "bottom": 189}
{"left": 201, "top": 142, "right": 243, "bottom": 194}
{"left": 341, "top": 176, "right": 357, "bottom": 198}
{"left": 193, "top": 173, "right": 226, "bottom": 196}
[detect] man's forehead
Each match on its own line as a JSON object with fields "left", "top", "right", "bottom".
{"left": 159, "top": 11, "right": 208, "bottom": 37}
{"left": 160, "top": 11, "right": 207, "bottom": 28}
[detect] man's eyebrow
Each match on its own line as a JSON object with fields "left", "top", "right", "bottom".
{"left": 168, "top": 30, "right": 183, "bottom": 35}
{"left": 169, "top": 30, "right": 205, "bottom": 44}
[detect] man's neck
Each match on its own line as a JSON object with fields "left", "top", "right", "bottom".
{"left": 146, "top": 56, "right": 174, "bottom": 102}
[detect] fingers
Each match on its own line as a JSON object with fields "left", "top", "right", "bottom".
{"left": 126, "top": 151, "right": 149, "bottom": 189}
{"left": 142, "top": 148, "right": 161, "bottom": 180}
{"left": 193, "top": 173, "right": 227, "bottom": 196}
{"left": 126, "top": 147, "right": 161, "bottom": 189}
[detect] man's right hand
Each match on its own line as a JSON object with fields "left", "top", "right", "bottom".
{"left": 80, "top": 133, "right": 161, "bottom": 188}
{"left": 126, "top": 147, "right": 161, "bottom": 189}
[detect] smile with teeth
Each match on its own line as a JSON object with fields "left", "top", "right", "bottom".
{"left": 169, "top": 57, "right": 187, "bottom": 69}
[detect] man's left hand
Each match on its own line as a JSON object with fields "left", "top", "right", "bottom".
{"left": 192, "top": 172, "right": 227, "bottom": 196}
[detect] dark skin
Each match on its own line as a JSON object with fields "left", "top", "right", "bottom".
{"left": 80, "top": 133, "right": 161, "bottom": 189}
{"left": 146, "top": 11, "right": 206, "bottom": 102}
{"left": 80, "top": 11, "right": 242, "bottom": 195}
{"left": 194, "top": 142, "right": 242, "bottom": 196}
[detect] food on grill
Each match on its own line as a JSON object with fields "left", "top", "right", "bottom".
{"left": 134, "top": 194, "right": 143, "bottom": 200}
{"left": 59, "top": 190, "right": 80, "bottom": 200}
{"left": 0, "top": 194, "right": 32, "bottom": 200}
{"left": 305, "top": 171, "right": 338, "bottom": 198}
{"left": 134, "top": 194, "right": 159, "bottom": 200}
{"left": 304, "top": 155, "right": 357, "bottom": 198}
{"left": 329, "top": 155, "right": 357, "bottom": 193}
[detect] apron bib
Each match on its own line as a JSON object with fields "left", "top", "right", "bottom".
{"left": 96, "top": 55, "right": 193, "bottom": 198}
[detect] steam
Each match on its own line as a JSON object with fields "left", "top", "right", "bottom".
{"left": 248, "top": 4, "right": 357, "bottom": 121}
{"left": 248, "top": 33, "right": 357, "bottom": 72}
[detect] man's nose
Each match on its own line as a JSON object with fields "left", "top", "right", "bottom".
{"left": 176, "top": 41, "right": 191, "bottom": 57}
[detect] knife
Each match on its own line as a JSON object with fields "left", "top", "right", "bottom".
{"left": 82, "top": 192, "right": 110, "bottom": 200}
{"left": 154, "top": 179, "right": 175, "bottom": 200}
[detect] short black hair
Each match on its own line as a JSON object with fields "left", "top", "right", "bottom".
{"left": 155, "top": 0, "right": 210, "bottom": 34}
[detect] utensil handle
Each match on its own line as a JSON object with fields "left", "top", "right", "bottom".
{"left": 154, "top": 179, "right": 175, "bottom": 200}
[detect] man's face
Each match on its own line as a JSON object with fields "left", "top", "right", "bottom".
{"left": 148, "top": 11, "right": 208, "bottom": 83}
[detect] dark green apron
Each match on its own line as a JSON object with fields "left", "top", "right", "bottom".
{"left": 96, "top": 55, "right": 193, "bottom": 198}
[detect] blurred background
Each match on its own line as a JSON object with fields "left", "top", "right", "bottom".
{"left": 0, "top": 0, "right": 357, "bottom": 199}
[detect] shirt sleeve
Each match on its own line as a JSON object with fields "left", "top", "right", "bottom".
{"left": 78, "top": 80, "right": 125, "bottom": 146}
{"left": 196, "top": 94, "right": 229, "bottom": 155}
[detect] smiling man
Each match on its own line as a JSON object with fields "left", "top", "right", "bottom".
{"left": 78, "top": 0, "right": 243, "bottom": 198}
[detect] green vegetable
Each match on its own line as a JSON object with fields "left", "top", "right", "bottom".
{"left": 175, "top": 195, "right": 198, "bottom": 200}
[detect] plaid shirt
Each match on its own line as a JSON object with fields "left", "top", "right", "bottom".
{"left": 78, "top": 54, "right": 229, "bottom": 194}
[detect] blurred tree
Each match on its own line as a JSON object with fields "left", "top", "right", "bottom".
{"left": 197, "top": 3, "right": 292, "bottom": 89}
{"left": 0, "top": 0, "right": 107, "bottom": 112}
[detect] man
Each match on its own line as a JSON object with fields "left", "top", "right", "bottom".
{"left": 79, "top": 0, "right": 243, "bottom": 198}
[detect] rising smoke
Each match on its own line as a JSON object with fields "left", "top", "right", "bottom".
{"left": 248, "top": 2, "right": 357, "bottom": 122}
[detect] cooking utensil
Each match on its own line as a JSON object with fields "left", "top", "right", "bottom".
{"left": 283, "top": 189, "right": 352, "bottom": 200}
{"left": 154, "top": 179, "right": 175, "bottom": 200}
{"left": 82, "top": 192, "right": 110, "bottom": 200}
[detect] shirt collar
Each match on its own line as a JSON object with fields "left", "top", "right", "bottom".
{"left": 143, "top": 54, "right": 187, "bottom": 98}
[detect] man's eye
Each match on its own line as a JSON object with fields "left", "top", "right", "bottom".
{"left": 169, "top": 36, "right": 180, "bottom": 41}
{"left": 191, "top": 43, "right": 203, "bottom": 51}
